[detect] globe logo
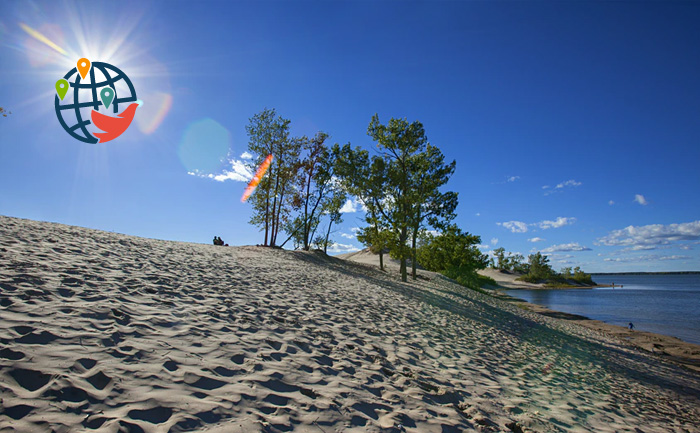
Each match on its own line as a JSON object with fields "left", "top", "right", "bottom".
{"left": 55, "top": 58, "right": 139, "bottom": 144}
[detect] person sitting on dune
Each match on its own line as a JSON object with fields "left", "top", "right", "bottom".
{"left": 213, "top": 236, "right": 219, "bottom": 245}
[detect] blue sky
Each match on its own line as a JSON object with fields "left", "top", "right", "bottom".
{"left": 1, "top": 1, "right": 699, "bottom": 272}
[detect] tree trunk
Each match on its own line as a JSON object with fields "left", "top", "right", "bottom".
{"left": 411, "top": 223, "right": 419, "bottom": 280}
{"left": 264, "top": 172, "right": 271, "bottom": 246}
{"left": 379, "top": 250, "right": 384, "bottom": 271}
{"left": 303, "top": 170, "right": 312, "bottom": 250}
{"left": 399, "top": 227, "right": 408, "bottom": 282}
{"left": 324, "top": 219, "right": 333, "bottom": 254}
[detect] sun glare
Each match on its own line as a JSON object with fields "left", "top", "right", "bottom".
{"left": 9, "top": 3, "right": 174, "bottom": 136}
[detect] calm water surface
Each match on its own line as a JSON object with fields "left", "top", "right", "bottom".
{"left": 504, "top": 274, "right": 700, "bottom": 345}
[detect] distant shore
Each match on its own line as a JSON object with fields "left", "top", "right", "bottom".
{"left": 478, "top": 267, "right": 700, "bottom": 372}
{"left": 497, "top": 292, "right": 700, "bottom": 373}
{"left": 592, "top": 271, "right": 700, "bottom": 275}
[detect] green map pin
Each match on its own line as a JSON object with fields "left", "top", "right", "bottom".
{"left": 55, "top": 79, "right": 69, "bottom": 100}
{"left": 100, "top": 87, "right": 114, "bottom": 110}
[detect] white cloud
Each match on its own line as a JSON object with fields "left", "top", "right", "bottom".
{"left": 498, "top": 217, "right": 576, "bottom": 233}
{"left": 680, "top": 245, "right": 692, "bottom": 250}
{"left": 350, "top": 227, "right": 361, "bottom": 234}
{"left": 537, "top": 217, "right": 576, "bottom": 229}
{"left": 475, "top": 213, "right": 481, "bottom": 216}
{"left": 240, "top": 152, "right": 253, "bottom": 160}
{"left": 340, "top": 199, "right": 358, "bottom": 213}
{"left": 528, "top": 237, "right": 546, "bottom": 243}
{"left": 507, "top": 176, "right": 520, "bottom": 182}
{"left": 497, "top": 221, "right": 529, "bottom": 233}
{"left": 340, "top": 233, "right": 355, "bottom": 239}
{"left": 556, "top": 179, "right": 582, "bottom": 189}
{"left": 340, "top": 197, "right": 368, "bottom": 214}
{"left": 545, "top": 254, "right": 574, "bottom": 260}
{"left": 541, "top": 242, "right": 592, "bottom": 253}
{"left": 188, "top": 159, "right": 253, "bottom": 182}
{"left": 596, "top": 221, "right": 700, "bottom": 247}
{"left": 476, "top": 244, "right": 490, "bottom": 250}
{"left": 326, "top": 243, "right": 361, "bottom": 254}
{"left": 543, "top": 179, "right": 582, "bottom": 195}
{"left": 634, "top": 194, "right": 648, "bottom": 205}
{"left": 608, "top": 200, "right": 615, "bottom": 206}
{"left": 604, "top": 254, "right": 690, "bottom": 263}
{"left": 490, "top": 237, "right": 499, "bottom": 246}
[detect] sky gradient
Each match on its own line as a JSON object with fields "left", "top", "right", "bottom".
{"left": 1, "top": 0, "right": 699, "bottom": 272}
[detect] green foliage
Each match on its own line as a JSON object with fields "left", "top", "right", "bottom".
{"left": 245, "top": 108, "right": 300, "bottom": 246}
{"left": 417, "top": 226, "right": 488, "bottom": 290}
{"left": 287, "top": 132, "right": 347, "bottom": 251}
{"left": 334, "top": 115, "right": 458, "bottom": 282}
{"left": 572, "top": 266, "right": 594, "bottom": 285}
{"left": 477, "top": 274, "right": 497, "bottom": 287}
{"left": 518, "top": 256, "right": 595, "bottom": 286}
{"left": 493, "top": 248, "right": 526, "bottom": 272}
{"left": 0, "top": 107, "right": 10, "bottom": 117}
{"left": 516, "top": 252, "right": 553, "bottom": 283}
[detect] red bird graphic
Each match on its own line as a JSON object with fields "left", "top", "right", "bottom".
{"left": 90, "top": 103, "right": 139, "bottom": 143}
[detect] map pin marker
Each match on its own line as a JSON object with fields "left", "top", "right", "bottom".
{"left": 55, "top": 79, "right": 69, "bottom": 100}
{"left": 77, "top": 58, "right": 91, "bottom": 79}
{"left": 100, "top": 87, "right": 114, "bottom": 110}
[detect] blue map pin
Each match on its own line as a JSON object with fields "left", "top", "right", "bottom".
{"left": 100, "top": 87, "right": 114, "bottom": 110}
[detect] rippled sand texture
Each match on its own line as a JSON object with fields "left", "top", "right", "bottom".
{"left": 1, "top": 216, "right": 699, "bottom": 432}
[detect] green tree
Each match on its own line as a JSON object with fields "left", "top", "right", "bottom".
{"left": 366, "top": 114, "right": 437, "bottom": 282}
{"left": 289, "top": 132, "right": 335, "bottom": 250}
{"left": 572, "top": 266, "right": 594, "bottom": 285}
{"left": 245, "top": 108, "right": 301, "bottom": 246}
{"left": 493, "top": 247, "right": 507, "bottom": 270}
{"left": 407, "top": 143, "right": 458, "bottom": 280}
{"left": 527, "top": 252, "right": 553, "bottom": 281}
{"left": 417, "top": 226, "right": 488, "bottom": 288}
{"left": 318, "top": 178, "right": 347, "bottom": 254}
{"left": 333, "top": 143, "right": 391, "bottom": 270}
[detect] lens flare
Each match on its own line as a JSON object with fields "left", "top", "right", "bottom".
{"left": 241, "top": 155, "right": 273, "bottom": 203}
{"left": 19, "top": 22, "right": 67, "bottom": 55}
{"left": 178, "top": 119, "right": 231, "bottom": 173}
{"left": 135, "top": 92, "right": 172, "bottom": 134}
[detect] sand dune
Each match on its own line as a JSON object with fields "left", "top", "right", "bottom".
{"left": 1, "top": 216, "right": 699, "bottom": 432}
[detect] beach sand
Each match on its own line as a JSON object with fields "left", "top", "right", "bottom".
{"left": 1, "top": 216, "right": 699, "bottom": 432}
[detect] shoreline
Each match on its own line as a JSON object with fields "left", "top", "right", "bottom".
{"left": 496, "top": 290, "right": 700, "bottom": 373}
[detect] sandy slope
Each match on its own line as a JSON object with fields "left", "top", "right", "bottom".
{"left": 1, "top": 216, "right": 699, "bottom": 433}
{"left": 476, "top": 268, "right": 545, "bottom": 290}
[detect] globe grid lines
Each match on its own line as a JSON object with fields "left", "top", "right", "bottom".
{"left": 54, "top": 61, "right": 137, "bottom": 144}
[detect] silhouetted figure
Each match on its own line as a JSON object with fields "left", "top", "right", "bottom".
{"left": 628, "top": 322, "right": 634, "bottom": 330}
{"left": 213, "top": 236, "right": 218, "bottom": 245}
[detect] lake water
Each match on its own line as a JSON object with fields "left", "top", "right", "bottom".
{"left": 504, "top": 274, "right": 700, "bottom": 345}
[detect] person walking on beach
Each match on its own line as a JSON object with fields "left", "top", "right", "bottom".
{"left": 628, "top": 322, "right": 634, "bottom": 330}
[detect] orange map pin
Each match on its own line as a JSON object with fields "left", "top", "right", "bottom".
{"left": 77, "top": 58, "right": 91, "bottom": 79}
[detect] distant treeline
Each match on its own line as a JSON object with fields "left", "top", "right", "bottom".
{"left": 491, "top": 248, "right": 596, "bottom": 287}
{"left": 591, "top": 272, "right": 700, "bottom": 275}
